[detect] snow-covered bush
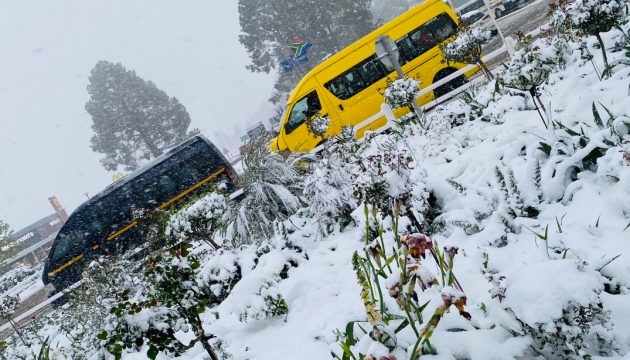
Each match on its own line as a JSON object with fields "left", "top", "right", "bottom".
{"left": 352, "top": 149, "right": 413, "bottom": 218}
{"left": 165, "top": 189, "right": 228, "bottom": 248}
{"left": 439, "top": 19, "right": 493, "bottom": 80}
{"left": 199, "top": 247, "right": 243, "bottom": 305}
{"left": 550, "top": 0, "right": 625, "bottom": 68}
{"left": 501, "top": 32, "right": 552, "bottom": 127}
{"left": 303, "top": 153, "right": 357, "bottom": 235}
{"left": 0, "top": 293, "right": 19, "bottom": 320}
{"left": 55, "top": 255, "right": 143, "bottom": 359}
{"left": 0, "top": 265, "right": 36, "bottom": 294}
{"left": 103, "top": 245, "right": 222, "bottom": 360}
{"left": 224, "top": 133, "right": 314, "bottom": 243}
{"left": 502, "top": 260, "right": 612, "bottom": 359}
{"left": 382, "top": 76, "right": 421, "bottom": 110}
{"left": 231, "top": 273, "right": 288, "bottom": 323}
{"left": 305, "top": 114, "right": 331, "bottom": 139}
{"left": 221, "top": 241, "right": 303, "bottom": 324}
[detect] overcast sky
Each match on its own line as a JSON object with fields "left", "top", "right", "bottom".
{"left": 0, "top": 1, "right": 276, "bottom": 230}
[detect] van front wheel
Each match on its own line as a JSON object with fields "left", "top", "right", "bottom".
{"left": 433, "top": 68, "right": 468, "bottom": 101}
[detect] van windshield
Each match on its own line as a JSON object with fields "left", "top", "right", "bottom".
{"left": 284, "top": 91, "right": 321, "bottom": 134}
{"left": 278, "top": 104, "right": 289, "bottom": 133}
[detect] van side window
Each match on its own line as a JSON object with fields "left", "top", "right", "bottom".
{"left": 285, "top": 91, "right": 321, "bottom": 134}
{"left": 397, "top": 13, "right": 457, "bottom": 65}
{"left": 324, "top": 13, "right": 457, "bottom": 100}
{"left": 53, "top": 225, "right": 87, "bottom": 261}
{"left": 324, "top": 55, "right": 387, "bottom": 100}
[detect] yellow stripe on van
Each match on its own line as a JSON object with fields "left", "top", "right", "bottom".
{"left": 159, "top": 168, "right": 225, "bottom": 210}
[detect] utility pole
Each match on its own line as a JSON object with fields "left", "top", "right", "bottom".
{"left": 375, "top": 35, "right": 424, "bottom": 122}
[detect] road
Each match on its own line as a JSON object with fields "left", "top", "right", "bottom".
{"left": 484, "top": 0, "right": 556, "bottom": 53}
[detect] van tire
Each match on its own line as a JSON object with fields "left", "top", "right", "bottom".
{"left": 495, "top": 8, "right": 503, "bottom": 18}
{"left": 433, "top": 68, "right": 468, "bottom": 101}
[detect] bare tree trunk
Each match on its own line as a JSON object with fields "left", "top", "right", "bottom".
{"left": 529, "top": 87, "right": 548, "bottom": 129}
{"left": 201, "top": 335, "right": 220, "bottom": 360}
{"left": 477, "top": 59, "right": 494, "bottom": 80}
{"left": 595, "top": 33, "right": 609, "bottom": 70}
{"left": 9, "top": 318, "right": 28, "bottom": 346}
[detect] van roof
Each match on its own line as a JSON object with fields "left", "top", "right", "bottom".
{"left": 72, "top": 135, "right": 220, "bottom": 216}
{"left": 285, "top": 0, "right": 442, "bottom": 105}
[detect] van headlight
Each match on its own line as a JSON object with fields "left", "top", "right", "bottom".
{"left": 45, "top": 283, "right": 56, "bottom": 295}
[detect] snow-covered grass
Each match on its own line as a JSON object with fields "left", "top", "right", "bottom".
{"left": 3, "top": 13, "right": 630, "bottom": 360}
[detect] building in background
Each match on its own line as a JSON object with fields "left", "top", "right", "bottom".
{"left": 1, "top": 214, "right": 64, "bottom": 271}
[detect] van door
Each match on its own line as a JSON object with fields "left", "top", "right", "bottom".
{"left": 279, "top": 88, "right": 334, "bottom": 152}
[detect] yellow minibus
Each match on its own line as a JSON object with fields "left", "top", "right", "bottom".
{"left": 270, "top": 0, "right": 480, "bottom": 154}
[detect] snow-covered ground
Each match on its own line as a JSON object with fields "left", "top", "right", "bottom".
{"left": 3, "top": 10, "right": 630, "bottom": 360}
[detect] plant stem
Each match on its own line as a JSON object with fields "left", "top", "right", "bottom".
{"left": 595, "top": 33, "right": 609, "bottom": 69}
{"left": 359, "top": 258, "right": 377, "bottom": 311}
{"left": 366, "top": 256, "right": 385, "bottom": 316}
{"left": 410, "top": 333, "right": 424, "bottom": 360}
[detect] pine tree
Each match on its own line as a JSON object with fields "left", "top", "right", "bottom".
{"left": 0, "top": 220, "right": 18, "bottom": 264}
{"left": 85, "top": 61, "right": 199, "bottom": 171}
{"left": 238, "top": 0, "right": 375, "bottom": 102}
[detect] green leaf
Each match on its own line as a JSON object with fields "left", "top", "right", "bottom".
{"left": 596, "top": 214, "right": 602, "bottom": 228}
{"left": 555, "top": 216, "right": 563, "bottom": 233}
{"left": 598, "top": 102, "right": 616, "bottom": 127}
{"left": 624, "top": 222, "right": 630, "bottom": 232}
{"left": 147, "top": 344, "right": 159, "bottom": 360}
{"left": 377, "top": 255, "right": 396, "bottom": 273}
{"left": 538, "top": 142, "right": 552, "bottom": 156}
{"left": 394, "top": 318, "right": 410, "bottom": 334}
{"left": 190, "top": 261, "right": 200, "bottom": 270}
{"left": 340, "top": 342, "right": 356, "bottom": 360}
{"left": 556, "top": 121, "right": 580, "bottom": 137}
{"left": 106, "top": 343, "right": 122, "bottom": 356}
{"left": 345, "top": 322, "right": 356, "bottom": 346}
{"left": 417, "top": 300, "right": 431, "bottom": 313}
{"left": 97, "top": 331, "right": 108, "bottom": 340}
{"left": 562, "top": 249, "right": 570, "bottom": 259}
{"left": 602, "top": 59, "right": 630, "bottom": 78}
{"left": 592, "top": 102, "right": 604, "bottom": 129}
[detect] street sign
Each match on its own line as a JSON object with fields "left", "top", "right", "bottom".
{"left": 375, "top": 34, "right": 424, "bottom": 125}
{"left": 375, "top": 35, "right": 400, "bottom": 71}
{"left": 240, "top": 134, "right": 250, "bottom": 143}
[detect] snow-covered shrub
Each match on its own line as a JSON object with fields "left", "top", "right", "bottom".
{"left": 352, "top": 149, "right": 413, "bottom": 218}
{"left": 222, "top": 241, "right": 303, "bottom": 324}
{"left": 0, "top": 265, "right": 36, "bottom": 294}
{"left": 495, "top": 166, "right": 539, "bottom": 219}
{"left": 502, "top": 260, "right": 612, "bottom": 359}
{"left": 165, "top": 189, "right": 228, "bottom": 248}
{"left": 103, "top": 245, "right": 222, "bottom": 360}
{"left": 231, "top": 273, "right": 288, "bottom": 323}
{"left": 0, "top": 294, "right": 19, "bottom": 320}
{"left": 306, "top": 114, "right": 331, "bottom": 139}
{"left": 382, "top": 76, "right": 421, "bottom": 110}
{"left": 501, "top": 32, "right": 551, "bottom": 124}
{"left": 602, "top": 25, "right": 630, "bottom": 76}
{"left": 439, "top": 19, "right": 493, "bottom": 80}
{"left": 199, "top": 247, "right": 243, "bottom": 305}
{"left": 223, "top": 133, "right": 314, "bottom": 243}
{"left": 303, "top": 153, "right": 357, "bottom": 235}
{"left": 57, "top": 255, "right": 143, "bottom": 359}
{"left": 550, "top": 0, "right": 625, "bottom": 68}
{"left": 540, "top": 102, "right": 630, "bottom": 200}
